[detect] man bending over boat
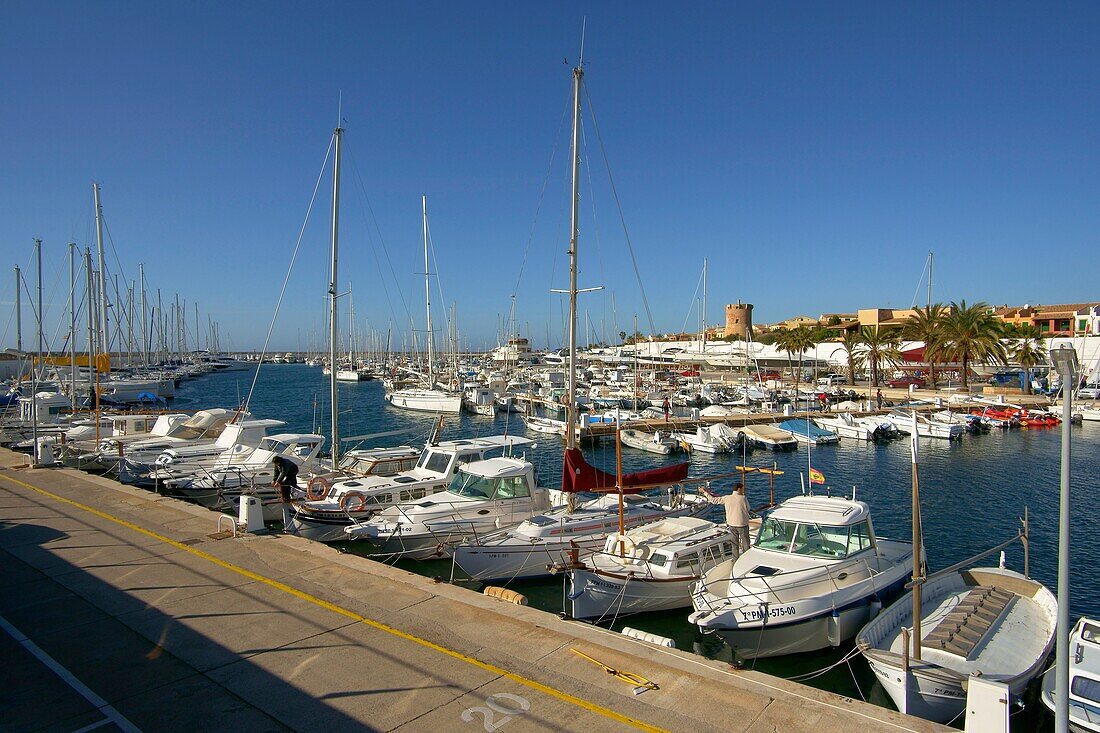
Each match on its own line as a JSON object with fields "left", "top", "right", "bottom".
{"left": 272, "top": 455, "right": 299, "bottom": 530}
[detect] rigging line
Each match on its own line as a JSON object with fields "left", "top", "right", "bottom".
{"left": 425, "top": 217, "right": 452, "bottom": 340}
{"left": 343, "top": 143, "right": 413, "bottom": 325}
{"left": 579, "top": 117, "right": 609, "bottom": 341}
{"left": 242, "top": 134, "right": 335, "bottom": 413}
{"left": 678, "top": 265, "right": 706, "bottom": 339}
{"left": 343, "top": 143, "right": 408, "bottom": 329}
{"left": 582, "top": 85, "right": 657, "bottom": 338}
{"left": 511, "top": 86, "right": 573, "bottom": 303}
{"left": 908, "top": 255, "right": 930, "bottom": 311}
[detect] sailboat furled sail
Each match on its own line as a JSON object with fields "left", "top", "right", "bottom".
{"left": 561, "top": 448, "right": 688, "bottom": 495}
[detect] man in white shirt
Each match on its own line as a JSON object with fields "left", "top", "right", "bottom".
{"left": 715, "top": 482, "right": 751, "bottom": 553}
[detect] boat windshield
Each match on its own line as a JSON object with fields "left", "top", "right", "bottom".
{"left": 449, "top": 471, "right": 530, "bottom": 501}
{"left": 417, "top": 450, "right": 453, "bottom": 474}
{"left": 756, "top": 518, "right": 871, "bottom": 559}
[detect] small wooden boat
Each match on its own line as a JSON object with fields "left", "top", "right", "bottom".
{"left": 857, "top": 565, "right": 1056, "bottom": 724}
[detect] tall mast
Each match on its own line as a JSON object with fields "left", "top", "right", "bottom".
{"left": 927, "top": 251, "right": 933, "bottom": 309}
{"left": 702, "top": 257, "right": 708, "bottom": 353}
{"left": 69, "top": 243, "right": 77, "bottom": 401}
{"left": 93, "top": 183, "right": 109, "bottom": 357}
{"left": 14, "top": 265, "right": 21, "bottom": 353}
{"left": 85, "top": 248, "right": 95, "bottom": 395}
{"left": 30, "top": 239, "right": 42, "bottom": 461}
{"left": 566, "top": 59, "right": 583, "bottom": 452}
{"left": 328, "top": 124, "right": 343, "bottom": 463}
{"left": 422, "top": 195, "right": 435, "bottom": 387}
{"left": 139, "top": 264, "right": 148, "bottom": 366}
{"left": 195, "top": 301, "right": 200, "bottom": 353}
{"left": 910, "top": 413, "right": 924, "bottom": 661}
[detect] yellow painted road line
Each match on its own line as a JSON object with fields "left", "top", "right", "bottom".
{"left": 1, "top": 473, "right": 666, "bottom": 733}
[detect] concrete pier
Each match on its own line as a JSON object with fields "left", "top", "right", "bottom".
{"left": 0, "top": 448, "right": 949, "bottom": 733}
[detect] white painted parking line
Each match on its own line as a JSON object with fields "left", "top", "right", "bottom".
{"left": 0, "top": 613, "right": 141, "bottom": 733}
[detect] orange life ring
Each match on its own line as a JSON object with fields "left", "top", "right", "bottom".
{"left": 306, "top": 476, "right": 330, "bottom": 501}
{"left": 340, "top": 490, "right": 367, "bottom": 513}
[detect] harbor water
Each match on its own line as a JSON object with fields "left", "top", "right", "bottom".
{"left": 174, "top": 363, "right": 1098, "bottom": 728}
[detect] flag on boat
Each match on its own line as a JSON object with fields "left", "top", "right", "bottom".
{"left": 809, "top": 468, "right": 825, "bottom": 485}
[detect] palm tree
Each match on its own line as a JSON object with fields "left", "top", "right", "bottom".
{"left": 838, "top": 329, "right": 866, "bottom": 386}
{"left": 901, "top": 304, "right": 947, "bottom": 388}
{"left": 860, "top": 326, "right": 902, "bottom": 387}
{"left": 773, "top": 328, "right": 797, "bottom": 385}
{"left": 941, "top": 301, "right": 1008, "bottom": 389}
{"left": 778, "top": 326, "right": 818, "bottom": 393}
{"left": 1009, "top": 325, "right": 1045, "bottom": 395}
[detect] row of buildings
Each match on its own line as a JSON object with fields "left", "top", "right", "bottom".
{"left": 716, "top": 302, "right": 1100, "bottom": 341}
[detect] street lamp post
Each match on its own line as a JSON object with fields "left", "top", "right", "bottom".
{"left": 1050, "top": 343, "right": 1078, "bottom": 733}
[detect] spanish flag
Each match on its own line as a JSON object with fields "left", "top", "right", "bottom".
{"left": 809, "top": 468, "right": 825, "bottom": 485}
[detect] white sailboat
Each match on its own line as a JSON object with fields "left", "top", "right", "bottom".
{"left": 385, "top": 196, "right": 462, "bottom": 414}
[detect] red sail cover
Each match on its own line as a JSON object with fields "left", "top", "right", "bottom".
{"left": 560, "top": 448, "right": 690, "bottom": 494}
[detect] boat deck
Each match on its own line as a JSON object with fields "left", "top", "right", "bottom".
{"left": 886, "top": 583, "right": 1053, "bottom": 678}
{"left": 0, "top": 447, "right": 953, "bottom": 733}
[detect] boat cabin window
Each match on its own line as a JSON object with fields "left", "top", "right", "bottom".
{"left": 756, "top": 518, "right": 854, "bottom": 558}
{"left": 419, "top": 451, "right": 452, "bottom": 474}
{"left": 1072, "top": 675, "right": 1100, "bottom": 704}
{"left": 756, "top": 518, "right": 797, "bottom": 551}
{"left": 493, "top": 476, "right": 530, "bottom": 499}
{"left": 449, "top": 472, "right": 521, "bottom": 501}
{"left": 649, "top": 552, "right": 670, "bottom": 568}
{"left": 792, "top": 523, "right": 849, "bottom": 558}
{"left": 846, "top": 521, "right": 873, "bottom": 555}
{"left": 261, "top": 439, "right": 288, "bottom": 454}
{"left": 399, "top": 488, "right": 429, "bottom": 502}
{"left": 675, "top": 553, "right": 699, "bottom": 570}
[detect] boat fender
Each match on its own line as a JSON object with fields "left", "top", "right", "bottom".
{"left": 483, "top": 586, "right": 528, "bottom": 605}
{"left": 340, "top": 490, "right": 367, "bottom": 513}
{"left": 306, "top": 476, "right": 330, "bottom": 501}
{"left": 621, "top": 627, "right": 676, "bottom": 648}
{"left": 827, "top": 609, "right": 841, "bottom": 647}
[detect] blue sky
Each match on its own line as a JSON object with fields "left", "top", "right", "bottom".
{"left": 2, "top": 2, "right": 1098, "bottom": 352}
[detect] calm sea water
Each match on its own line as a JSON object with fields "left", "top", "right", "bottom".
{"left": 174, "top": 363, "right": 1099, "bottom": 728}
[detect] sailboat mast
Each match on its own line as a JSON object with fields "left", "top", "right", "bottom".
{"left": 30, "top": 239, "right": 42, "bottom": 461}
{"left": 566, "top": 61, "right": 583, "bottom": 451}
{"left": 93, "top": 183, "right": 109, "bottom": 357}
{"left": 910, "top": 413, "right": 924, "bottom": 660}
{"left": 329, "top": 125, "right": 343, "bottom": 463}
{"left": 702, "top": 257, "right": 708, "bottom": 353}
{"left": 14, "top": 265, "right": 21, "bottom": 353}
{"left": 69, "top": 243, "right": 77, "bottom": 401}
{"left": 85, "top": 249, "right": 95, "bottom": 396}
{"left": 422, "top": 195, "right": 435, "bottom": 386}
{"left": 927, "top": 251, "right": 933, "bottom": 309}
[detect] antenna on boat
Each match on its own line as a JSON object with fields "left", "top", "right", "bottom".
{"left": 578, "top": 17, "right": 587, "bottom": 68}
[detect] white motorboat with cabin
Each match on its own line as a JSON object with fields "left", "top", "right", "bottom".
{"left": 883, "top": 409, "right": 964, "bottom": 440}
{"left": 689, "top": 494, "right": 912, "bottom": 659}
{"left": 1040, "top": 616, "right": 1100, "bottom": 732}
{"left": 123, "top": 417, "right": 283, "bottom": 485}
{"left": 566, "top": 517, "right": 744, "bottom": 621}
{"left": 288, "top": 436, "right": 534, "bottom": 542}
{"left": 674, "top": 424, "right": 739, "bottom": 454}
{"left": 343, "top": 454, "right": 550, "bottom": 559}
{"left": 814, "top": 413, "right": 888, "bottom": 442}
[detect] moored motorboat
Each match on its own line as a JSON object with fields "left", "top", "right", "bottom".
{"left": 739, "top": 424, "right": 798, "bottom": 451}
{"left": 620, "top": 427, "right": 680, "bottom": 454}
{"left": 689, "top": 494, "right": 912, "bottom": 659}
{"left": 777, "top": 418, "right": 839, "bottom": 445}
{"left": 1040, "top": 616, "right": 1100, "bottom": 732}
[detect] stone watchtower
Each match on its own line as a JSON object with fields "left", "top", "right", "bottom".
{"left": 724, "top": 301, "right": 753, "bottom": 339}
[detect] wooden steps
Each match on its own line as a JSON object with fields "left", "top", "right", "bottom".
{"left": 924, "top": 586, "right": 1014, "bottom": 659}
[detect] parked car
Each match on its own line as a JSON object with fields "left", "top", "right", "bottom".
{"left": 887, "top": 376, "right": 926, "bottom": 388}
{"left": 1077, "top": 384, "right": 1100, "bottom": 399}
{"left": 817, "top": 374, "right": 847, "bottom": 387}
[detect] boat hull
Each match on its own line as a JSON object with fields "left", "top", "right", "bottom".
{"left": 567, "top": 570, "right": 695, "bottom": 620}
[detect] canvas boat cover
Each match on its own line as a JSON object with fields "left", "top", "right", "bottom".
{"left": 561, "top": 448, "right": 689, "bottom": 494}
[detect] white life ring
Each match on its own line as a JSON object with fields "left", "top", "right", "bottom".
{"left": 606, "top": 533, "right": 649, "bottom": 563}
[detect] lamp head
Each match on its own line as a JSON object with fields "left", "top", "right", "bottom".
{"left": 1049, "top": 344, "right": 1079, "bottom": 380}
